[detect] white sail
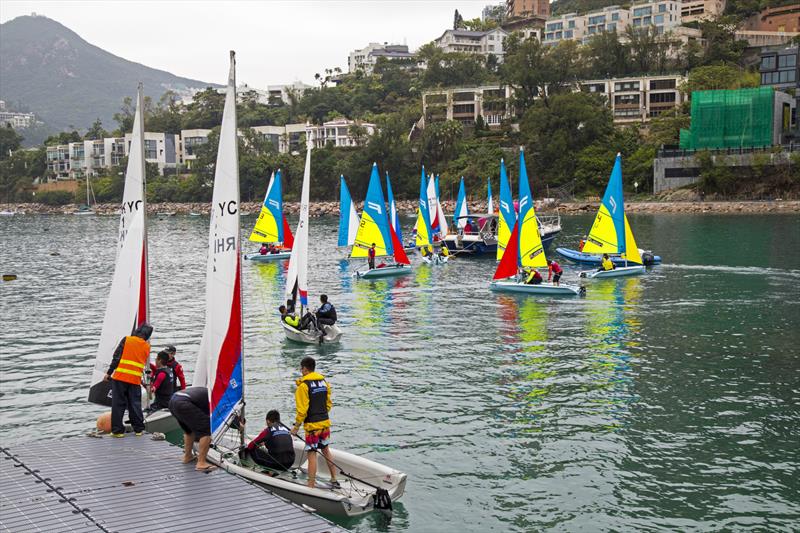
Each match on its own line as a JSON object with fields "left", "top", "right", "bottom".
{"left": 88, "top": 83, "right": 148, "bottom": 406}
{"left": 194, "top": 52, "right": 244, "bottom": 439}
{"left": 285, "top": 147, "right": 311, "bottom": 310}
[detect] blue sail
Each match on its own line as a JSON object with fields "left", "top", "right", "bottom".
{"left": 351, "top": 163, "right": 393, "bottom": 257}
{"left": 496, "top": 158, "right": 517, "bottom": 261}
{"left": 454, "top": 176, "right": 469, "bottom": 229}
{"left": 338, "top": 175, "right": 357, "bottom": 247}
{"left": 487, "top": 177, "right": 493, "bottom": 214}
{"left": 435, "top": 174, "right": 441, "bottom": 201}
{"left": 386, "top": 172, "right": 403, "bottom": 244}
{"left": 266, "top": 169, "right": 284, "bottom": 242}
{"left": 416, "top": 166, "right": 434, "bottom": 246}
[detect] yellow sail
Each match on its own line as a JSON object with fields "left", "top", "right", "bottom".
{"left": 415, "top": 208, "right": 430, "bottom": 247}
{"left": 582, "top": 204, "right": 619, "bottom": 255}
{"left": 249, "top": 205, "right": 280, "bottom": 243}
{"left": 496, "top": 217, "right": 513, "bottom": 261}
{"left": 351, "top": 211, "right": 390, "bottom": 258}
{"left": 621, "top": 215, "right": 642, "bottom": 264}
{"left": 519, "top": 205, "right": 547, "bottom": 268}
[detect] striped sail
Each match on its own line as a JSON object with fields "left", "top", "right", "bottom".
{"left": 582, "top": 153, "right": 642, "bottom": 264}
{"left": 249, "top": 172, "right": 279, "bottom": 243}
{"left": 516, "top": 148, "right": 547, "bottom": 269}
{"left": 454, "top": 176, "right": 469, "bottom": 230}
{"left": 88, "top": 83, "right": 148, "bottom": 406}
{"left": 351, "top": 163, "right": 393, "bottom": 258}
{"left": 415, "top": 167, "right": 434, "bottom": 247}
{"left": 487, "top": 178, "right": 494, "bottom": 215}
{"left": 338, "top": 175, "right": 359, "bottom": 247}
{"left": 496, "top": 158, "right": 516, "bottom": 261}
{"left": 386, "top": 172, "right": 403, "bottom": 243}
{"left": 194, "top": 52, "right": 243, "bottom": 440}
{"left": 285, "top": 148, "right": 312, "bottom": 309}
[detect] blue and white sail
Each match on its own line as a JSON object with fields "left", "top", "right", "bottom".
{"left": 415, "top": 166, "right": 434, "bottom": 247}
{"left": 453, "top": 176, "right": 469, "bottom": 230}
{"left": 487, "top": 178, "right": 494, "bottom": 215}
{"left": 386, "top": 172, "right": 403, "bottom": 244}
{"left": 496, "top": 159, "right": 516, "bottom": 261}
{"left": 338, "top": 175, "right": 359, "bottom": 247}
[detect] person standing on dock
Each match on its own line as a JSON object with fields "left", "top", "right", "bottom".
{"left": 291, "top": 356, "right": 339, "bottom": 489}
{"left": 104, "top": 323, "right": 153, "bottom": 437}
{"left": 169, "top": 386, "right": 214, "bottom": 471}
{"left": 164, "top": 345, "right": 186, "bottom": 391}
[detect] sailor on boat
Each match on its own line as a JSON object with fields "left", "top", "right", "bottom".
{"left": 547, "top": 260, "right": 563, "bottom": 286}
{"left": 599, "top": 254, "right": 616, "bottom": 272}
{"left": 104, "top": 323, "right": 153, "bottom": 437}
{"left": 315, "top": 295, "right": 337, "bottom": 327}
{"left": 523, "top": 268, "right": 543, "bottom": 285}
{"left": 368, "top": 243, "right": 376, "bottom": 270}
{"left": 240, "top": 410, "right": 295, "bottom": 474}
{"left": 292, "top": 356, "right": 339, "bottom": 489}
{"left": 147, "top": 351, "right": 173, "bottom": 411}
{"left": 279, "top": 305, "right": 317, "bottom": 331}
{"left": 260, "top": 243, "right": 268, "bottom": 255}
{"left": 440, "top": 243, "right": 451, "bottom": 259}
{"left": 149, "top": 345, "right": 186, "bottom": 391}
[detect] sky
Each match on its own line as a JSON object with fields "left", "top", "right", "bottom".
{"left": 1, "top": 0, "right": 494, "bottom": 87}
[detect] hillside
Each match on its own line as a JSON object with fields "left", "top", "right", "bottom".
{"left": 0, "top": 15, "right": 217, "bottom": 135}
{"left": 550, "top": 0, "right": 796, "bottom": 17}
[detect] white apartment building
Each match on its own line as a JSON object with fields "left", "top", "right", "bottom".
{"left": 348, "top": 43, "right": 416, "bottom": 74}
{"left": 422, "top": 85, "right": 515, "bottom": 128}
{"left": 630, "top": 0, "right": 681, "bottom": 33}
{"left": 306, "top": 118, "right": 377, "bottom": 149}
{"left": 251, "top": 124, "right": 307, "bottom": 154}
{"left": 181, "top": 129, "right": 212, "bottom": 169}
{"left": 0, "top": 100, "right": 36, "bottom": 128}
{"left": 580, "top": 74, "right": 686, "bottom": 123}
{"left": 267, "top": 82, "right": 313, "bottom": 105}
{"left": 543, "top": 13, "right": 587, "bottom": 44}
{"left": 680, "top": 0, "right": 726, "bottom": 23}
{"left": 434, "top": 28, "right": 510, "bottom": 61}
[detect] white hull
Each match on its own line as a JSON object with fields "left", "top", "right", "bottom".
{"left": 244, "top": 251, "right": 291, "bottom": 262}
{"left": 143, "top": 409, "right": 180, "bottom": 434}
{"left": 281, "top": 321, "right": 343, "bottom": 344}
{"left": 421, "top": 255, "right": 448, "bottom": 265}
{"left": 490, "top": 280, "right": 584, "bottom": 296}
{"left": 354, "top": 264, "right": 412, "bottom": 279}
{"left": 206, "top": 433, "right": 407, "bottom": 517}
{"left": 580, "top": 265, "right": 646, "bottom": 279}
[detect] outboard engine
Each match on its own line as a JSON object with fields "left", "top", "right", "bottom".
{"left": 641, "top": 252, "right": 656, "bottom": 266}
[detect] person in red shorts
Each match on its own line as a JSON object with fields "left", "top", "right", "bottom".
{"left": 291, "top": 356, "right": 339, "bottom": 489}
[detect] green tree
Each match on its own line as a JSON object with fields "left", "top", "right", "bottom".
{"left": 0, "top": 125, "right": 23, "bottom": 159}
{"left": 699, "top": 16, "right": 747, "bottom": 65}
{"left": 684, "top": 64, "right": 759, "bottom": 92}
{"left": 84, "top": 118, "right": 109, "bottom": 140}
{"left": 582, "top": 31, "right": 630, "bottom": 79}
{"left": 44, "top": 130, "right": 82, "bottom": 146}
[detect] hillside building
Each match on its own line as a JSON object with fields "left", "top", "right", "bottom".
{"left": 0, "top": 100, "right": 36, "bottom": 128}
{"left": 680, "top": 0, "right": 726, "bottom": 23}
{"left": 433, "top": 28, "right": 510, "bottom": 61}
{"left": 742, "top": 4, "right": 800, "bottom": 33}
{"left": 505, "top": 0, "right": 549, "bottom": 19}
{"left": 306, "top": 118, "right": 377, "bottom": 149}
{"left": 421, "top": 85, "right": 515, "bottom": 129}
{"left": 251, "top": 124, "right": 307, "bottom": 154}
{"left": 348, "top": 43, "right": 415, "bottom": 74}
{"left": 580, "top": 75, "right": 686, "bottom": 123}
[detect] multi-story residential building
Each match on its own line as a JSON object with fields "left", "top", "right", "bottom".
{"left": 543, "top": 13, "right": 587, "bottom": 44}
{"left": 735, "top": 30, "right": 799, "bottom": 47}
{"left": 181, "top": 129, "right": 212, "bottom": 169}
{"left": 421, "top": 85, "right": 515, "bottom": 128}
{"left": 482, "top": 3, "right": 506, "bottom": 23}
{"left": 0, "top": 100, "right": 36, "bottom": 128}
{"left": 251, "top": 124, "right": 308, "bottom": 154}
{"left": 680, "top": 0, "right": 725, "bottom": 23}
{"left": 630, "top": 0, "right": 681, "bottom": 34}
{"left": 434, "top": 28, "right": 510, "bottom": 61}
{"left": 580, "top": 74, "right": 686, "bottom": 123}
{"left": 585, "top": 5, "right": 631, "bottom": 41}
{"left": 348, "top": 43, "right": 415, "bottom": 74}
{"left": 306, "top": 118, "right": 377, "bottom": 149}
{"left": 742, "top": 4, "right": 800, "bottom": 33}
{"left": 505, "top": 0, "right": 549, "bottom": 19}
{"left": 759, "top": 45, "right": 799, "bottom": 89}
{"left": 123, "top": 132, "right": 179, "bottom": 173}
{"left": 267, "top": 82, "right": 312, "bottom": 105}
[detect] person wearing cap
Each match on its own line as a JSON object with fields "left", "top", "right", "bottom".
{"left": 104, "top": 323, "right": 153, "bottom": 437}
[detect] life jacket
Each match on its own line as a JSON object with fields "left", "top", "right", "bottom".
{"left": 303, "top": 379, "right": 329, "bottom": 424}
{"left": 283, "top": 314, "right": 300, "bottom": 328}
{"left": 368, "top": 247, "right": 376, "bottom": 259}
{"left": 265, "top": 423, "right": 294, "bottom": 455}
{"left": 441, "top": 246, "right": 450, "bottom": 257}
{"left": 152, "top": 367, "right": 174, "bottom": 406}
{"left": 112, "top": 336, "right": 150, "bottom": 385}
{"left": 166, "top": 359, "right": 181, "bottom": 389}
{"left": 318, "top": 303, "right": 337, "bottom": 322}
{"left": 550, "top": 261, "right": 562, "bottom": 274}
{"left": 602, "top": 258, "right": 614, "bottom": 271}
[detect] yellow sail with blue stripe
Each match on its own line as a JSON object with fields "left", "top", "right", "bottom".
{"left": 249, "top": 170, "right": 283, "bottom": 243}
{"left": 583, "top": 153, "right": 642, "bottom": 264}
{"left": 351, "top": 163, "right": 393, "bottom": 258}
{"left": 517, "top": 148, "right": 547, "bottom": 269}
{"left": 496, "top": 158, "right": 516, "bottom": 261}
{"left": 415, "top": 166, "right": 434, "bottom": 247}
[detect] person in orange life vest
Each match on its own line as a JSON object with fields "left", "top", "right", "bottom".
{"left": 148, "top": 351, "right": 174, "bottom": 411}
{"left": 547, "top": 259, "right": 563, "bottom": 286}
{"left": 104, "top": 323, "right": 153, "bottom": 437}
{"left": 579, "top": 238, "right": 586, "bottom": 251}
{"left": 368, "top": 243, "right": 376, "bottom": 270}
{"left": 291, "top": 356, "right": 338, "bottom": 489}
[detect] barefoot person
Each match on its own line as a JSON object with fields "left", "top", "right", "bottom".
{"left": 169, "top": 386, "right": 214, "bottom": 471}
{"left": 291, "top": 356, "right": 338, "bottom": 489}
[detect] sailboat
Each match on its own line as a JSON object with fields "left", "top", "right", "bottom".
{"left": 496, "top": 158, "right": 516, "bottom": 262}
{"left": 490, "top": 148, "right": 584, "bottom": 296}
{"left": 556, "top": 154, "right": 660, "bottom": 268}
{"left": 337, "top": 174, "right": 359, "bottom": 251}
{"left": 197, "top": 53, "right": 406, "bottom": 517}
{"left": 87, "top": 84, "right": 177, "bottom": 435}
{"left": 487, "top": 177, "right": 493, "bottom": 215}
{"left": 352, "top": 163, "right": 411, "bottom": 278}
{"left": 417, "top": 169, "right": 446, "bottom": 265}
{"left": 427, "top": 173, "right": 448, "bottom": 242}
{"left": 243, "top": 170, "right": 294, "bottom": 262}
{"left": 282, "top": 148, "right": 343, "bottom": 344}
{"left": 73, "top": 173, "right": 96, "bottom": 215}
{"left": 574, "top": 154, "right": 651, "bottom": 278}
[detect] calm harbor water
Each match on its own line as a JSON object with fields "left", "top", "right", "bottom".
{"left": 1, "top": 212, "right": 799, "bottom": 532}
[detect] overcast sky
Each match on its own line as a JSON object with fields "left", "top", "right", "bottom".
{"left": 2, "top": 0, "right": 497, "bottom": 87}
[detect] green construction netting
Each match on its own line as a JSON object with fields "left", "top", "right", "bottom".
{"left": 679, "top": 87, "right": 774, "bottom": 150}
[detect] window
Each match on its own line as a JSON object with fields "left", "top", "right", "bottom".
{"left": 780, "top": 69, "right": 796, "bottom": 83}
{"left": 453, "top": 104, "right": 475, "bottom": 114}
{"left": 488, "top": 35, "right": 494, "bottom": 40}
{"left": 582, "top": 83, "right": 606, "bottom": 93}
{"left": 658, "top": 3, "right": 666, "bottom": 12}
{"left": 760, "top": 55, "right": 777, "bottom": 70}
{"left": 144, "top": 139, "right": 157, "bottom": 160}
{"left": 568, "top": 20, "right": 576, "bottom": 28}
{"left": 650, "top": 92, "right": 676, "bottom": 103}
{"left": 779, "top": 54, "right": 797, "bottom": 68}
{"left": 589, "top": 15, "right": 606, "bottom": 25}
{"left": 643, "top": 16, "right": 651, "bottom": 24}
{"left": 614, "top": 108, "right": 641, "bottom": 117}
{"left": 650, "top": 79, "right": 676, "bottom": 90}
{"left": 633, "top": 6, "right": 652, "bottom": 16}
{"left": 608, "top": 23, "right": 616, "bottom": 30}
{"left": 545, "top": 32, "right": 554, "bottom": 39}
{"left": 589, "top": 27, "right": 596, "bottom": 34}
{"left": 614, "top": 81, "right": 640, "bottom": 91}
{"left": 555, "top": 31, "right": 562, "bottom": 38}
{"left": 611, "top": 12, "right": 619, "bottom": 20}
{"left": 655, "top": 14, "right": 664, "bottom": 23}
{"left": 633, "top": 18, "right": 642, "bottom": 26}
{"left": 615, "top": 94, "right": 640, "bottom": 105}
{"left": 565, "top": 30, "right": 573, "bottom": 38}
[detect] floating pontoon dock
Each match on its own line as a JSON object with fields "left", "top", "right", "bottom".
{"left": 1, "top": 435, "right": 344, "bottom": 533}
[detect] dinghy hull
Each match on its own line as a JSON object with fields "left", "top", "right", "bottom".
{"left": 556, "top": 247, "right": 661, "bottom": 265}
{"left": 490, "top": 280, "right": 584, "bottom": 296}
{"left": 355, "top": 265, "right": 412, "bottom": 279}
{"left": 580, "top": 265, "right": 646, "bottom": 278}
{"left": 282, "top": 321, "right": 343, "bottom": 344}
{"left": 244, "top": 251, "right": 291, "bottom": 262}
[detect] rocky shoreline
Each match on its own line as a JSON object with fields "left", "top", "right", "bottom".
{"left": 4, "top": 199, "right": 800, "bottom": 216}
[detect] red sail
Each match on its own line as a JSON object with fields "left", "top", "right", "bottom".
{"left": 282, "top": 214, "right": 294, "bottom": 248}
{"left": 390, "top": 224, "right": 410, "bottom": 265}
{"left": 493, "top": 221, "right": 519, "bottom": 280}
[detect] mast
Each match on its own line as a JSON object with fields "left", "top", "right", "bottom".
{"left": 231, "top": 52, "right": 245, "bottom": 447}
{"left": 137, "top": 83, "right": 149, "bottom": 324}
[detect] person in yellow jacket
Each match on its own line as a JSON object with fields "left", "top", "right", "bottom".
{"left": 291, "top": 356, "right": 338, "bottom": 489}
{"left": 104, "top": 323, "right": 153, "bottom": 437}
{"left": 600, "top": 253, "right": 616, "bottom": 272}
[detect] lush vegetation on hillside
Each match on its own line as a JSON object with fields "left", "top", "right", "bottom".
{"left": 0, "top": 16, "right": 774, "bottom": 204}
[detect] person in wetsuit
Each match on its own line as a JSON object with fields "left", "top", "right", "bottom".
{"left": 241, "top": 410, "right": 295, "bottom": 473}
{"left": 148, "top": 351, "right": 174, "bottom": 411}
